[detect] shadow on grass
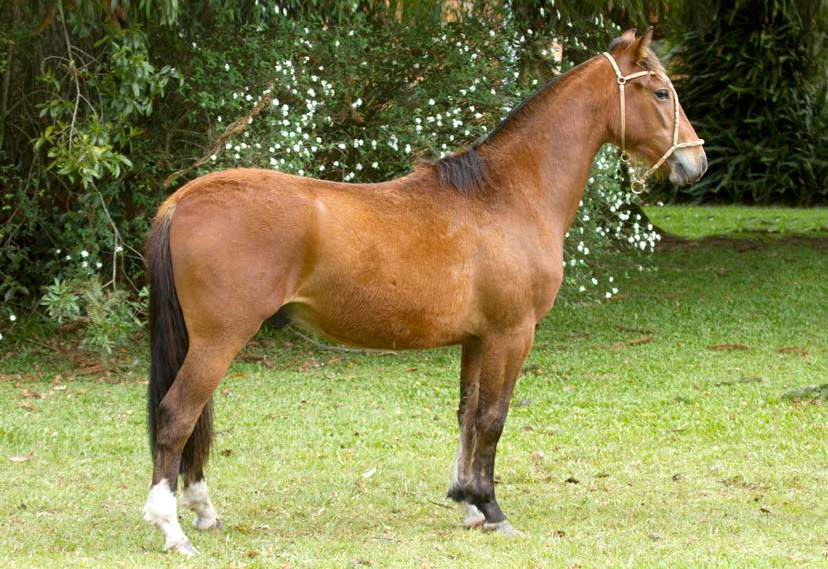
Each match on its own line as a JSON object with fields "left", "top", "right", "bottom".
{"left": 657, "top": 233, "right": 828, "bottom": 252}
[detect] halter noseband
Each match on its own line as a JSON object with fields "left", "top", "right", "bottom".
{"left": 602, "top": 51, "right": 705, "bottom": 194}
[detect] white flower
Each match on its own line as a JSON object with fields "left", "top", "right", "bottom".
{"left": 115, "top": 245, "right": 123, "bottom": 253}
{"left": 81, "top": 261, "right": 88, "bottom": 268}
{"left": 371, "top": 162, "right": 378, "bottom": 169}
{"left": 428, "top": 98, "right": 435, "bottom": 106}
{"left": 9, "top": 314, "right": 16, "bottom": 322}
{"left": 80, "top": 250, "right": 89, "bottom": 258}
{"left": 96, "top": 262, "right": 103, "bottom": 269}
{"left": 224, "top": 63, "right": 230, "bottom": 71}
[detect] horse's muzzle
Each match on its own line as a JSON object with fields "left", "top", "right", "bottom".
{"left": 669, "top": 150, "right": 708, "bottom": 186}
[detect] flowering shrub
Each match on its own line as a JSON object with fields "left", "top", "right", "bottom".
{"left": 39, "top": 249, "right": 146, "bottom": 356}
{"left": 0, "top": 5, "right": 662, "bottom": 350}
{"left": 182, "top": 11, "right": 659, "bottom": 304}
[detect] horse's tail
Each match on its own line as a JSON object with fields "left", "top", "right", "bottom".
{"left": 146, "top": 210, "right": 213, "bottom": 475}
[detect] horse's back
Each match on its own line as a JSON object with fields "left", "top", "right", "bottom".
{"left": 157, "top": 167, "right": 485, "bottom": 348}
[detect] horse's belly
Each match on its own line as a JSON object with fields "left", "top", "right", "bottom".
{"left": 284, "top": 286, "right": 471, "bottom": 350}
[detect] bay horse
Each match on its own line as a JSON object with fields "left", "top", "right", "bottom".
{"left": 142, "top": 28, "right": 706, "bottom": 555}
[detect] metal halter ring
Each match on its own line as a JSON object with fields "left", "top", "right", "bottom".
{"left": 630, "top": 179, "right": 647, "bottom": 195}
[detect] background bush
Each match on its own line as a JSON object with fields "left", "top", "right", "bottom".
{"left": 10, "top": 0, "right": 819, "bottom": 351}
{"left": 668, "top": 0, "right": 828, "bottom": 204}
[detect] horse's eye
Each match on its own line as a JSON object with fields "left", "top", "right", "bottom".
{"left": 655, "top": 89, "right": 670, "bottom": 101}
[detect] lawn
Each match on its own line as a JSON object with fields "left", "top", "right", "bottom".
{"left": 1, "top": 207, "right": 826, "bottom": 568}
{"left": 647, "top": 205, "right": 828, "bottom": 239}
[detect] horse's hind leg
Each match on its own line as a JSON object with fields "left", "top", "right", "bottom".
{"left": 180, "top": 469, "right": 221, "bottom": 531}
{"left": 179, "top": 388, "right": 221, "bottom": 531}
{"left": 143, "top": 330, "right": 255, "bottom": 554}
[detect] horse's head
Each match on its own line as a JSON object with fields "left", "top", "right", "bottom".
{"left": 605, "top": 28, "right": 707, "bottom": 187}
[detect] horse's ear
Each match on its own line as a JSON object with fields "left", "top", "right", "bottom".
{"left": 632, "top": 26, "right": 654, "bottom": 63}
{"left": 608, "top": 28, "right": 637, "bottom": 53}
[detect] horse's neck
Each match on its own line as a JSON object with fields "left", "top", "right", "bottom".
{"left": 481, "top": 57, "right": 612, "bottom": 236}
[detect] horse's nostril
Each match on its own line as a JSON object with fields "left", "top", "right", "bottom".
{"left": 700, "top": 155, "right": 709, "bottom": 176}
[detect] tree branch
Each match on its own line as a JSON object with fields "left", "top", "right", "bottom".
{"left": 57, "top": 0, "right": 81, "bottom": 153}
{"left": 0, "top": 1, "right": 20, "bottom": 150}
{"left": 163, "top": 82, "right": 276, "bottom": 189}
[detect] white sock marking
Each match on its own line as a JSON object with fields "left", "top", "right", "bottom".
{"left": 463, "top": 503, "right": 486, "bottom": 528}
{"left": 142, "top": 479, "right": 189, "bottom": 551}
{"left": 181, "top": 480, "right": 220, "bottom": 530}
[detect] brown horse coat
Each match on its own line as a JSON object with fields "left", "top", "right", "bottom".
{"left": 142, "top": 29, "right": 707, "bottom": 554}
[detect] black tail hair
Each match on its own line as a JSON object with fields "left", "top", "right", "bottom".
{"left": 147, "top": 212, "right": 213, "bottom": 477}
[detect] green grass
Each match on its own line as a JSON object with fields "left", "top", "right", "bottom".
{"left": 646, "top": 205, "right": 828, "bottom": 239}
{"left": 1, "top": 207, "right": 827, "bottom": 568}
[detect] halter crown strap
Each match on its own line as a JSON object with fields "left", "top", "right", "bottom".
{"left": 602, "top": 52, "right": 651, "bottom": 154}
{"left": 601, "top": 51, "right": 705, "bottom": 193}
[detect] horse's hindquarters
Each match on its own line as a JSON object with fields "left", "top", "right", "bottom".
{"left": 165, "top": 172, "right": 481, "bottom": 351}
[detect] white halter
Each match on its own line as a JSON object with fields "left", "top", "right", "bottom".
{"left": 602, "top": 51, "right": 705, "bottom": 194}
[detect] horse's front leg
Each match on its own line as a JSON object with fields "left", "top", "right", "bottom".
{"left": 448, "top": 325, "right": 534, "bottom": 534}
{"left": 448, "top": 341, "right": 485, "bottom": 528}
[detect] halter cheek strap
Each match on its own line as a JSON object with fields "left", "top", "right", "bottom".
{"left": 602, "top": 51, "right": 705, "bottom": 194}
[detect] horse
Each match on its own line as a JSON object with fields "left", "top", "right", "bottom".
{"left": 142, "top": 28, "right": 707, "bottom": 555}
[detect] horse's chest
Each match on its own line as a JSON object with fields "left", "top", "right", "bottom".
{"left": 477, "top": 245, "right": 563, "bottom": 327}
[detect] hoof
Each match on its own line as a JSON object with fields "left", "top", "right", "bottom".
{"left": 462, "top": 504, "right": 486, "bottom": 529}
{"left": 483, "top": 520, "right": 521, "bottom": 536}
{"left": 168, "top": 538, "right": 198, "bottom": 556}
{"left": 194, "top": 516, "right": 222, "bottom": 531}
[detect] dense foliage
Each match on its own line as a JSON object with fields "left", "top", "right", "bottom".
{"left": 669, "top": 0, "right": 828, "bottom": 203}
{"left": 0, "top": 0, "right": 779, "bottom": 351}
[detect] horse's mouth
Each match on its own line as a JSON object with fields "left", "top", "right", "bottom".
{"left": 668, "top": 153, "right": 708, "bottom": 187}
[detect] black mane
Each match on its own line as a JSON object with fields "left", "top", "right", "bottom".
{"left": 432, "top": 71, "right": 570, "bottom": 195}
{"left": 435, "top": 147, "right": 489, "bottom": 195}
